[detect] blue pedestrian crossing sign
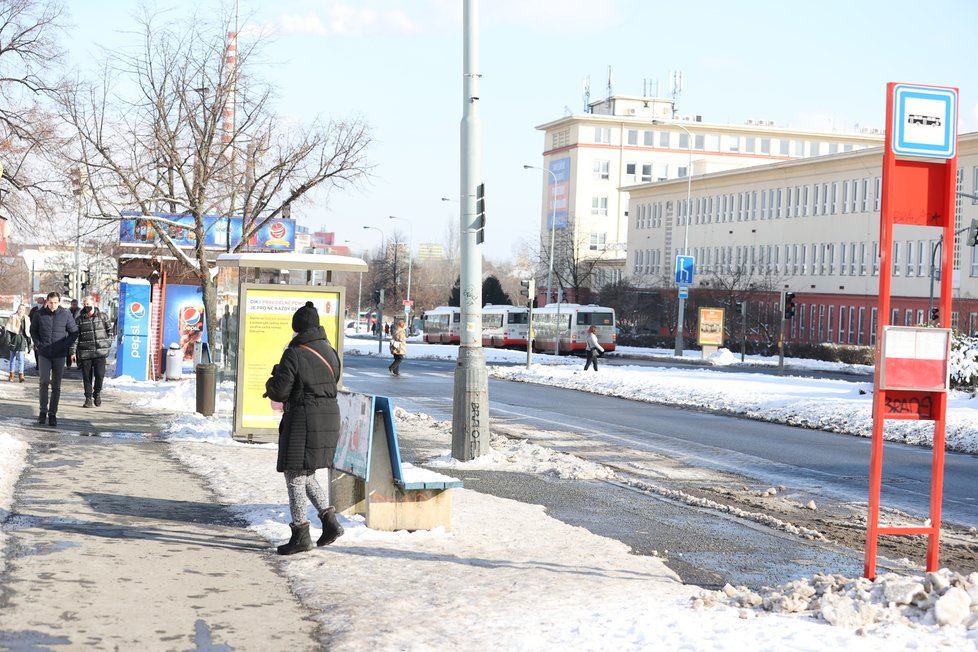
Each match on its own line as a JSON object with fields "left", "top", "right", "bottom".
{"left": 675, "top": 255, "right": 694, "bottom": 285}
{"left": 891, "top": 84, "right": 957, "bottom": 159}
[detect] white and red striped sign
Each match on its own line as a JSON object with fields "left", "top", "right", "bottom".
{"left": 880, "top": 327, "right": 951, "bottom": 391}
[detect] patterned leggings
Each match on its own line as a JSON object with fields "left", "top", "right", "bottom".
{"left": 284, "top": 470, "right": 331, "bottom": 525}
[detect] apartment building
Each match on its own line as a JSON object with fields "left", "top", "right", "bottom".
{"left": 625, "top": 132, "right": 978, "bottom": 345}
{"left": 531, "top": 95, "right": 884, "bottom": 294}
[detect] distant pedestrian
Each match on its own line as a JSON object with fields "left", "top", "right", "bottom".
{"left": 263, "top": 301, "right": 344, "bottom": 555}
{"left": 388, "top": 318, "right": 407, "bottom": 376}
{"left": 29, "top": 292, "right": 78, "bottom": 427}
{"left": 73, "top": 296, "right": 112, "bottom": 408}
{"left": 4, "top": 304, "right": 31, "bottom": 382}
{"left": 384, "top": 322, "right": 390, "bottom": 336}
{"left": 583, "top": 325, "right": 605, "bottom": 372}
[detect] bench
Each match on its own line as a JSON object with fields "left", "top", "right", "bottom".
{"left": 331, "top": 395, "right": 462, "bottom": 531}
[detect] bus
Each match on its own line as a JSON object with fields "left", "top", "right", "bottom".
{"left": 422, "top": 306, "right": 461, "bottom": 344}
{"left": 531, "top": 303, "right": 616, "bottom": 354}
{"left": 481, "top": 304, "right": 530, "bottom": 348}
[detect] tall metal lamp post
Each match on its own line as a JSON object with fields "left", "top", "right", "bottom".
{"left": 388, "top": 215, "right": 413, "bottom": 332}
{"left": 523, "top": 164, "right": 558, "bottom": 307}
{"left": 653, "top": 119, "right": 694, "bottom": 357}
{"left": 363, "top": 226, "right": 385, "bottom": 351}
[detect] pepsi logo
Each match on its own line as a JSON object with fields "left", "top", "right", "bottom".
{"left": 182, "top": 305, "right": 202, "bottom": 326}
{"left": 129, "top": 302, "right": 146, "bottom": 319}
{"left": 269, "top": 222, "right": 287, "bottom": 240}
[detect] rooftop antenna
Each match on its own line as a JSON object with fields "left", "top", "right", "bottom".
{"left": 606, "top": 65, "right": 614, "bottom": 101}
{"left": 669, "top": 70, "right": 683, "bottom": 118}
{"left": 582, "top": 75, "right": 591, "bottom": 113}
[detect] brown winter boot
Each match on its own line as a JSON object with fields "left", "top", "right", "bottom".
{"left": 7, "top": 372, "right": 12, "bottom": 381}
{"left": 18, "top": 374, "right": 24, "bottom": 382}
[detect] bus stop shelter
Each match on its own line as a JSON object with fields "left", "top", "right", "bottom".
{"left": 215, "top": 252, "right": 368, "bottom": 443}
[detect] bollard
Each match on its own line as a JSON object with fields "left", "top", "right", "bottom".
{"left": 196, "top": 363, "right": 217, "bottom": 417}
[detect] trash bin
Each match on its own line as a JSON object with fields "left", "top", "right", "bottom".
{"left": 165, "top": 343, "right": 183, "bottom": 380}
{"left": 196, "top": 363, "right": 217, "bottom": 417}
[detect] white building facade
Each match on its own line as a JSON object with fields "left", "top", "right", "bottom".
{"left": 531, "top": 95, "right": 884, "bottom": 299}
{"left": 624, "top": 132, "right": 978, "bottom": 345}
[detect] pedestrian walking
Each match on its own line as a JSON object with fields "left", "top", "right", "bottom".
{"left": 583, "top": 325, "right": 605, "bottom": 372}
{"left": 65, "top": 299, "right": 80, "bottom": 369}
{"left": 4, "top": 304, "right": 31, "bottom": 382}
{"left": 73, "top": 295, "right": 112, "bottom": 408}
{"left": 388, "top": 318, "right": 407, "bottom": 376}
{"left": 29, "top": 292, "right": 78, "bottom": 427}
{"left": 263, "top": 301, "right": 344, "bottom": 555}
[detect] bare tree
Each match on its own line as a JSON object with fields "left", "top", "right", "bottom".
{"left": 54, "top": 8, "right": 372, "bottom": 346}
{"left": 537, "top": 220, "right": 606, "bottom": 303}
{"left": 0, "top": 0, "right": 68, "bottom": 235}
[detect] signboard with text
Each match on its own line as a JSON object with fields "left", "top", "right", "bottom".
{"left": 234, "top": 285, "right": 343, "bottom": 436}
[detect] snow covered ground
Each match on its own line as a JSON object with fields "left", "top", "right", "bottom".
{"left": 2, "top": 340, "right": 978, "bottom": 650}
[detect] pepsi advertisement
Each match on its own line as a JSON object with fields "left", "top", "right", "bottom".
{"left": 116, "top": 278, "right": 151, "bottom": 380}
{"left": 118, "top": 213, "right": 296, "bottom": 252}
{"left": 162, "top": 284, "right": 208, "bottom": 361}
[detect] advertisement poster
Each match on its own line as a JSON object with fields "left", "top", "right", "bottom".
{"left": 334, "top": 393, "right": 374, "bottom": 479}
{"left": 548, "top": 157, "right": 571, "bottom": 229}
{"left": 119, "top": 213, "right": 296, "bottom": 252}
{"left": 115, "top": 278, "right": 151, "bottom": 380}
{"left": 239, "top": 287, "right": 341, "bottom": 431}
{"left": 162, "top": 284, "right": 208, "bottom": 360}
{"left": 697, "top": 308, "right": 725, "bottom": 347}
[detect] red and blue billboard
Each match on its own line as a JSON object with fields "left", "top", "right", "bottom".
{"left": 548, "top": 157, "right": 570, "bottom": 229}
{"left": 118, "top": 213, "right": 296, "bottom": 252}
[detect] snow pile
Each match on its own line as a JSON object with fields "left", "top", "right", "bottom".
{"left": 0, "top": 431, "right": 28, "bottom": 577}
{"left": 425, "top": 432, "right": 615, "bottom": 480}
{"left": 702, "top": 569, "right": 978, "bottom": 633}
{"left": 951, "top": 333, "right": 978, "bottom": 388}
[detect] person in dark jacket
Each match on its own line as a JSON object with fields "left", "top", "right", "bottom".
{"left": 29, "top": 291, "right": 79, "bottom": 427}
{"left": 72, "top": 296, "right": 112, "bottom": 408}
{"left": 264, "top": 301, "right": 344, "bottom": 555}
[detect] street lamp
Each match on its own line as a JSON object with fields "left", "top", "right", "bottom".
{"left": 388, "top": 215, "right": 413, "bottom": 332}
{"left": 652, "top": 119, "right": 694, "bottom": 357}
{"left": 524, "top": 163, "right": 562, "bottom": 356}
{"left": 363, "top": 225, "right": 385, "bottom": 351}
{"left": 522, "top": 164, "right": 558, "bottom": 305}
{"left": 344, "top": 239, "right": 366, "bottom": 333}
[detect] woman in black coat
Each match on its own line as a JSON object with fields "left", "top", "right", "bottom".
{"left": 264, "top": 301, "right": 345, "bottom": 555}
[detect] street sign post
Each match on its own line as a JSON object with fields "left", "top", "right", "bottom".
{"left": 675, "top": 255, "right": 694, "bottom": 286}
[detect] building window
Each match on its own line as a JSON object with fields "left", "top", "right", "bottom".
{"left": 627, "top": 130, "right": 638, "bottom": 145}
{"left": 551, "top": 129, "right": 570, "bottom": 149}
{"left": 874, "top": 177, "right": 882, "bottom": 211}
{"left": 589, "top": 232, "right": 607, "bottom": 251}
{"left": 644, "top": 131, "right": 654, "bottom": 146}
{"left": 591, "top": 196, "right": 608, "bottom": 216}
{"left": 593, "top": 160, "right": 610, "bottom": 180}
{"left": 870, "top": 308, "right": 877, "bottom": 346}
{"left": 641, "top": 164, "right": 652, "bottom": 183}
{"left": 659, "top": 132, "right": 670, "bottom": 148}
{"left": 678, "top": 132, "right": 690, "bottom": 149}
{"left": 842, "top": 181, "right": 849, "bottom": 214}
{"left": 850, "top": 243, "right": 858, "bottom": 276}
{"left": 839, "top": 242, "right": 847, "bottom": 276}
{"left": 827, "top": 305, "right": 835, "bottom": 342}
{"left": 779, "top": 140, "right": 790, "bottom": 155}
{"left": 905, "top": 240, "right": 914, "bottom": 276}
{"left": 760, "top": 138, "right": 771, "bottom": 154}
{"left": 745, "top": 137, "right": 755, "bottom": 153}
{"left": 892, "top": 241, "right": 901, "bottom": 276}
{"left": 858, "top": 307, "right": 865, "bottom": 345}
{"left": 595, "top": 127, "right": 611, "bottom": 144}
{"left": 625, "top": 162, "right": 637, "bottom": 181}
{"left": 728, "top": 135, "right": 740, "bottom": 152}
{"left": 694, "top": 134, "right": 705, "bottom": 149}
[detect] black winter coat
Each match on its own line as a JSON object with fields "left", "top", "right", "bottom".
{"left": 30, "top": 306, "right": 78, "bottom": 359}
{"left": 73, "top": 308, "right": 112, "bottom": 361}
{"left": 264, "top": 326, "right": 341, "bottom": 473}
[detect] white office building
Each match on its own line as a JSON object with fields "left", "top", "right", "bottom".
{"left": 624, "top": 132, "right": 978, "bottom": 345}
{"left": 530, "top": 94, "right": 884, "bottom": 300}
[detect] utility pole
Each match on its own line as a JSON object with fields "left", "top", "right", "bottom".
{"left": 452, "top": 0, "right": 489, "bottom": 461}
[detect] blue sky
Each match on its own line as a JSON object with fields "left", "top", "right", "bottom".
{"left": 66, "top": 0, "right": 978, "bottom": 261}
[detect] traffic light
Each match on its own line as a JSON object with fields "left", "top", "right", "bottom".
{"left": 783, "top": 292, "right": 796, "bottom": 319}
{"left": 63, "top": 273, "right": 71, "bottom": 293}
{"left": 931, "top": 307, "right": 940, "bottom": 323}
{"left": 80, "top": 269, "right": 91, "bottom": 293}
{"left": 474, "top": 183, "right": 485, "bottom": 245}
{"left": 372, "top": 288, "right": 385, "bottom": 306}
{"left": 735, "top": 301, "right": 746, "bottom": 316}
{"left": 520, "top": 278, "right": 534, "bottom": 304}
{"left": 69, "top": 167, "right": 81, "bottom": 196}
{"left": 968, "top": 219, "right": 978, "bottom": 247}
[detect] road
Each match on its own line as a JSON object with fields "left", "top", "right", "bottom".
{"left": 341, "top": 353, "right": 978, "bottom": 587}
